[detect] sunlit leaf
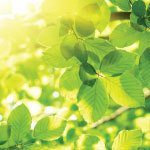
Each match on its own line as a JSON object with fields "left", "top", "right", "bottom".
{"left": 77, "top": 79, "right": 109, "bottom": 123}
{"left": 33, "top": 116, "right": 66, "bottom": 141}
{"left": 104, "top": 72, "right": 145, "bottom": 107}
{"left": 59, "top": 67, "right": 81, "bottom": 99}
{"left": 8, "top": 104, "right": 32, "bottom": 143}
{"left": 100, "top": 50, "right": 136, "bottom": 76}
{"left": 112, "top": 129, "right": 142, "bottom": 150}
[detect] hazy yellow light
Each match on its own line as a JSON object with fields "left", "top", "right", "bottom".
{"left": 0, "top": 0, "right": 42, "bottom": 17}
{"left": 12, "top": 0, "right": 42, "bottom": 16}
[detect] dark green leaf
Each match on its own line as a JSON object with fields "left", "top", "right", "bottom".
{"left": 79, "top": 63, "right": 97, "bottom": 86}
{"left": 74, "top": 42, "right": 88, "bottom": 63}
{"left": 132, "top": 0, "right": 146, "bottom": 17}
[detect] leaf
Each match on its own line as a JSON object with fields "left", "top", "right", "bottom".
{"left": 76, "top": 1, "right": 110, "bottom": 32}
{"left": 37, "top": 24, "right": 60, "bottom": 47}
{"left": 74, "top": 42, "right": 88, "bottom": 63}
{"left": 100, "top": 50, "right": 136, "bottom": 76}
{"left": 132, "top": 0, "right": 146, "bottom": 17}
{"left": 110, "top": 0, "right": 131, "bottom": 11}
{"left": 76, "top": 134, "right": 105, "bottom": 150}
{"left": 85, "top": 38, "right": 115, "bottom": 60}
{"left": 59, "top": 67, "right": 81, "bottom": 99}
{"left": 77, "top": 79, "right": 109, "bottom": 123}
{"left": 112, "top": 129, "right": 142, "bottom": 150}
{"left": 87, "top": 51, "right": 100, "bottom": 70}
{"left": 76, "top": 0, "right": 104, "bottom": 10}
{"left": 75, "top": 15, "right": 95, "bottom": 37}
{"left": 60, "top": 34, "right": 77, "bottom": 60}
{"left": 78, "top": 3, "right": 101, "bottom": 26}
{"left": 110, "top": 23, "right": 139, "bottom": 48}
{"left": 79, "top": 63, "right": 97, "bottom": 86}
{"left": 7, "top": 104, "right": 32, "bottom": 143}
{"left": 96, "top": 1, "right": 110, "bottom": 32}
{"left": 33, "top": 116, "right": 66, "bottom": 141}
{"left": 0, "top": 124, "right": 10, "bottom": 144}
{"left": 59, "top": 15, "right": 74, "bottom": 37}
{"left": 104, "top": 72, "right": 145, "bottom": 107}
{"left": 139, "top": 48, "right": 150, "bottom": 88}
{"left": 43, "top": 46, "right": 79, "bottom": 68}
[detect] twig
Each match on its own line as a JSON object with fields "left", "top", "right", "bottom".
{"left": 91, "top": 107, "right": 129, "bottom": 128}
{"left": 88, "top": 91, "right": 150, "bottom": 129}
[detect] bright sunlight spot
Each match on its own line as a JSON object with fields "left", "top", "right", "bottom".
{"left": 0, "top": 0, "right": 42, "bottom": 17}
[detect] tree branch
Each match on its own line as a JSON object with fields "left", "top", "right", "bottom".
{"left": 110, "top": 12, "right": 131, "bottom": 21}
{"left": 89, "top": 91, "right": 150, "bottom": 129}
{"left": 91, "top": 107, "right": 129, "bottom": 128}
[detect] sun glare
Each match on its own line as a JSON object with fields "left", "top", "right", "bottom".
{"left": 0, "top": 0, "right": 42, "bottom": 17}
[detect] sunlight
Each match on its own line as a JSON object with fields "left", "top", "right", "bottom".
{"left": 12, "top": 0, "right": 42, "bottom": 16}
{"left": 0, "top": 0, "right": 42, "bottom": 17}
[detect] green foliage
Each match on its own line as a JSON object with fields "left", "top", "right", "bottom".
{"left": 0, "top": 0, "right": 150, "bottom": 149}
{"left": 132, "top": 0, "right": 146, "bottom": 17}
{"left": 33, "top": 116, "right": 66, "bottom": 140}
{"left": 77, "top": 79, "right": 109, "bottom": 123}
{"left": 112, "top": 129, "right": 142, "bottom": 150}
{"left": 100, "top": 50, "right": 136, "bottom": 76}
{"left": 7, "top": 104, "right": 32, "bottom": 143}
{"left": 139, "top": 48, "right": 150, "bottom": 88}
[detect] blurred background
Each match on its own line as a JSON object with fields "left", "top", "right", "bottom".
{"left": 0, "top": 0, "right": 149, "bottom": 149}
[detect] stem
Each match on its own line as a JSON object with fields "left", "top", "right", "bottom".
{"left": 91, "top": 107, "right": 129, "bottom": 128}
{"left": 110, "top": 12, "right": 131, "bottom": 21}
{"left": 86, "top": 92, "right": 150, "bottom": 129}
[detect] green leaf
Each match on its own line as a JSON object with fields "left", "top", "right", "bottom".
{"left": 110, "top": 23, "right": 139, "bottom": 48}
{"left": 60, "top": 34, "right": 77, "bottom": 60}
{"left": 147, "top": 4, "right": 150, "bottom": 16}
{"left": 130, "top": 13, "right": 146, "bottom": 32}
{"left": 77, "top": 79, "right": 109, "bottom": 123}
{"left": 112, "top": 129, "right": 142, "bottom": 150}
{"left": 132, "top": 0, "right": 146, "bottom": 17}
{"left": 59, "top": 15, "right": 74, "bottom": 37}
{"left": 33, "top": 116, "right": 66, "bottom": 141}
{"left": 37, "top": 24, "right": 60, "bottom": 47}
{"left": 75, "top": 0, "right": 104, "bottom": 13}
{"left": 78, "top": 3, "right": 101, "bottom": 26}
{"left": 79, "top": 63, "right": 97, "bottom": 86}
{"left": 87, "top": 51, "right": 100, "bottom": 70}
{"left": 100, "top": 50, "right": 136, "bottom": 76}
{"left": 59, "top": 67, "right": 81, "bottom": 99}
{"left": 75, "top": 15, "right": 95, "bottom": 37}
{"left": 43, "top": 46, "right": 79, "bottom": 68}
{"left": 74, "top": 42, "right": 88, "bottom": 63}
{"left": 110, "top": 0, "right": 131, "bottom": 11}
{"left": 104, "top": 72, "right": 145, "bottom": 107}
{"left": 85, "top": 38, "right": 115, "bottom": 60}
{"left": 0, "top": 124, "right": 10, "bottom": 144}
{"left": 7, "top": 104, "right": 32, "bottom": 143}
{"left": 139, "top": 48, "right": 150, "bottom": 88}
{"left": 96, "top": 1, "right": 110, "bottom": 32}
{"left": 76, "top": 134, "right": 104, "bottom": 150}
